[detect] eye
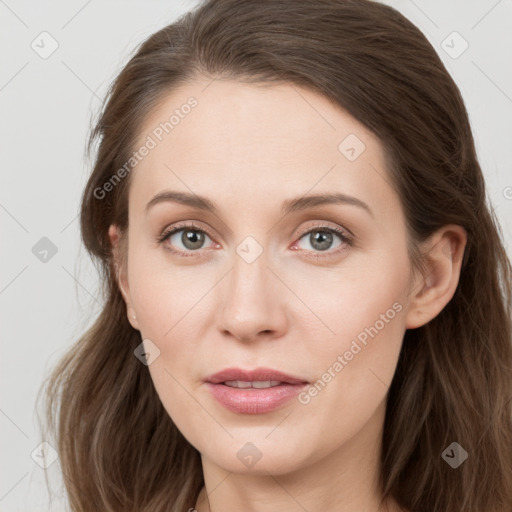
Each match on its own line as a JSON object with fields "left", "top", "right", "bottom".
{"left": 157, "top": 222, "right": 217, "bottom": 257}
{"left": 291, "top": 225, "right": 353, "bottom": 256}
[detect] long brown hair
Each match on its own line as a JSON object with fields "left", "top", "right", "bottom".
{"left": 39, "top": 0, "right": 512, "bottom": 510}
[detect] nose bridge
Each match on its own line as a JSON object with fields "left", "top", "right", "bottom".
{"left": 226, "top": 240, "right": 271, "bottom": 312}
{"left": 217, "top": 236, "right": 286, "bottom": 340}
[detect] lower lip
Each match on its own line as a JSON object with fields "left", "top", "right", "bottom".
{"left": 205, "top": 382, "right": 308, "bottom": 414}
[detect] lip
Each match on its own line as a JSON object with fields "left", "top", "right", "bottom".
{"left": 204, "top": 367, "right": 309, "bottom": 414}
{"left": 205, "top": 367, "right": 309, "bottom": 385}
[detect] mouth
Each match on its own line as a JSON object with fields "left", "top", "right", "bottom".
{"left": 204, "top": 367, "right": 309, "bottom": 414}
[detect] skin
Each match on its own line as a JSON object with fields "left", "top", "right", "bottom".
{"left": 109, "top": 77, "right": 466, "bottom": 512}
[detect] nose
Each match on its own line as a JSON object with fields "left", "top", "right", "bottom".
{"left": 216, "top": 248, "right": 289, "bottom": 343}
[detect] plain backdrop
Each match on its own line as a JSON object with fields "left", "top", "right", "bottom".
{"left": 1, "top": 0, "right": 511, "bottom": 510}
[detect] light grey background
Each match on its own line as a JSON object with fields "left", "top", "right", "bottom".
{"left": 1, "top": 0, "right": 511, "bottom": 510}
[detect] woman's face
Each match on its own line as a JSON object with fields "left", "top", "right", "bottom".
{"left": 112, "top": 78, "right": 422, "bottom": 475}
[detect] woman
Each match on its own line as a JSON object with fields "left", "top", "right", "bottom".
{"left": 41, "top": 0, "right": 512, "bottom": 510}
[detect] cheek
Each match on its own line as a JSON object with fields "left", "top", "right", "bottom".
{"left": 296, "top": 310, "right": 404, "bottom": 451}
{"left": 293, "top": 252, "right": 409, "bottom": 429}
{"left": 127, "top": 244, "right": 211, "bottom": 339}
{"left": 296, "top": 246, "right": 410, "bottom": 355}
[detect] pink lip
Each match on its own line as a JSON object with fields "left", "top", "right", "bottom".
{"left": 205, "top": 367, "right": 308, "bottom": 385}
{"left": 204, "top": 367, "right": 309, "bottom": 414}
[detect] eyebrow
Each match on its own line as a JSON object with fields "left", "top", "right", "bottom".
{"left": 145, "top": 190, "right": 373, "bottom": 218}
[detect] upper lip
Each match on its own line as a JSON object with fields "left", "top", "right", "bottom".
{"left": 205, "top": 367, "right": 309, "bottom": 385}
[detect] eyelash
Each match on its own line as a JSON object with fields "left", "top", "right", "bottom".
{"left": 156, "top": 221, "right": 353, "bottom": 258}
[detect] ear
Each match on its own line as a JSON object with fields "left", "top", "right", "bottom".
{"left": 405, "top": 224, "right": 467, "bottom": 330}
{"left": 108, "top": 224, "right": 140, "bottom": 331}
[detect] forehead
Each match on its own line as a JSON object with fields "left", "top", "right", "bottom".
{"left": 128, "top": 78, "right": 398, "bottom": 222}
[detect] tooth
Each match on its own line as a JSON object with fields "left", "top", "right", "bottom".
{"left": 224, "top": 380, "right": 252, "bottom": 388}
{"left": 252, "top": 380, "right": 271, "bottom": 388}
{"left": 222, "top": 380, "right": 284, "bottom": 389}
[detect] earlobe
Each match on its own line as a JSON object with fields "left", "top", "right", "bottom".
{"left": 405, "top": 224, "right": 467, "bottom": 330}
{"left": 108, "top": 224, "right": 140, "bottom": 330}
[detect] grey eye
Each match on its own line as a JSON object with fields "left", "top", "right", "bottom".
{"left": 298, "top": 229, "right": 343, "bottom": 252}
{"left": 170, "top": 229, "right": 210, "bottom": 251}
